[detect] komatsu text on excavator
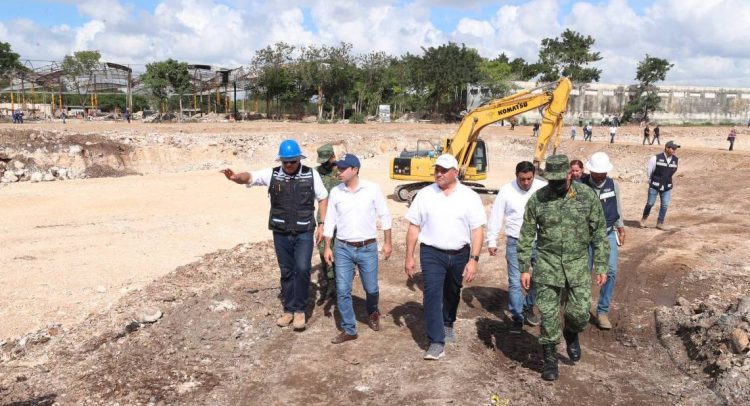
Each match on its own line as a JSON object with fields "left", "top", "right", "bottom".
{"left": 390, "top": 77, "right": 572, "bottom": 203}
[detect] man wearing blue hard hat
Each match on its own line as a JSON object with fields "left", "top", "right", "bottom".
{"left": 221, "top": 139, "right": 329, "bottom": 331}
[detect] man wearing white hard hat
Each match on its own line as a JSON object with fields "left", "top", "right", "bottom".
{"left": 580, "top": 152, "right": 624, "bottom": 330}
{"left": 404, "top": 154, "right": 486, "bottom": 360}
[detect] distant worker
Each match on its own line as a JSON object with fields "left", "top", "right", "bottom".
{"left": 651, "top": 124, "right": 661, "bottom": 145}
{"left": 221, "top": 139, "right": 329, "bottom": 331}
{"left": 569, "top": 159, "right": 584, "bottom": 182}
{"left": 518, "top": 154, "right": 609, "bottom": 381}
{"left": 612, "top": 115, "right": 620, "bottom": 127}
{"left": 404, "top": 154, "right": 486, "bottom": 360}
{"left": 609, "top": 125, "right": 617, "bottom": 144}
{"left": 315, "top": 144, "right": 341, "bottom": 304}
{"left": 509, "top": 117, "right": 518, "bottom": 131}
{"left": 323, "top": 154, "right": 392, "bottom": 344}
{"left": 727, "top": 128, "right": 737, "bottom": 151}
{"left": 642, "top": 125, "right": 651, "bottom": 145}
{"left": 581, "top": 152, "right": 624, "bottom": 330}
{"left": 639, "top": 141, "right": 680, "bottom": 230}
{"left": 532, "top": 122, "right": 540, "bottom": 137}
{"left": 486, "top": 161, "right": 547, "bottom": 333}
{"left": 570, "top": 125, "right": 577, "bottom": 141}
{"left": 584, "top": 123, "right": 593, "bottom": 142}
{"left": 124, "top": 108, "right": 131, "bottom": 123}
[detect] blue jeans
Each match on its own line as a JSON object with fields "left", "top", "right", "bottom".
{"left": 420, "top": 244, "right": 469, "bottom": 345}
{"left": 273, "top": 231, "right": 314, "bottom": 313}
{"left": 335, "top": 241, "right": 380, "bottom": 335}
{"left": 642, "top": 187, "right": 672, "bottom": 224}
{"left": 588, "top": 229, "right": 619, "bottom": 314}
{"left": 505, "top": 237, "right": 537, "bottom": 323}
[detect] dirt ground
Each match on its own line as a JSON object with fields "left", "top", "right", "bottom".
{"left": 1, "top": 120, "right": 749, "bottom": 405}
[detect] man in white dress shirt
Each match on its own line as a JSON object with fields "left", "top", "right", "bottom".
{"left": 486, "top": 161, "right": 546, "bottom": 333}
{"left": 323, "top": 154, "right": 392, "bottom": 344}
{"left": 404, "top": 154, "right": 486, "bottom": 360}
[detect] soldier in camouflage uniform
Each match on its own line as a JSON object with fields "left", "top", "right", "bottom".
{"left": 316, "top": 144, "right": 341, "bottom": 303}
{"left": 518, "top": 154, "right": 609, "bottom": 381}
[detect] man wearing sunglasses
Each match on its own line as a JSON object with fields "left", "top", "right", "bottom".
{"left": 221, "top": 139, "right": 329, "bottom": 331}
{"left": 640, "top": 140, "right": 680, "bottom": 231}
{"left": 404, "top": 154, "right": 486, "bottom": 360}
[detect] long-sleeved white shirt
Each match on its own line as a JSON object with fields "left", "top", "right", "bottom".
{"left": 646, "top": 154, "right": 673, "bottom": 179}
{"left": 323, "top": 179, "right": 392, "bottom": 242}
{"left": 486, "top": 178, "right": 547, "bottom": 247}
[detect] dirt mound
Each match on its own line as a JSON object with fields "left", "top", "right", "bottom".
{"left": 656, "top": 296, "right": 750, "bottom": 404}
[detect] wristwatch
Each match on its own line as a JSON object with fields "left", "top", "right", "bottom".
{"left": 469, "top": 255, "right": 480, "bottom": 262}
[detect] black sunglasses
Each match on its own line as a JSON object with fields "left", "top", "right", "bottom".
{"left": 282, "top": 160, "right": 299, "bottom": 165}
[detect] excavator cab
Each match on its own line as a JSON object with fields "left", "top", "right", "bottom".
{"left": 391, "top": 138, "right": 489, "bottom": 203}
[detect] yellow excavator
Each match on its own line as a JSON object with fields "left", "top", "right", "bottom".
{"left": 390, "top": 77, "right": 572, "bottom": 203}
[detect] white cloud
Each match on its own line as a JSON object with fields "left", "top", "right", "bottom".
{"left": 1, "top": 0, "right": 749, "bottom": 87}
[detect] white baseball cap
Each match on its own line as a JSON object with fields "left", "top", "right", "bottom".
{"left": 435, "top": 154, "right": 458, "bottom": 170}
{"left": 585, "top": 151, "right": 613, "bottom": 173}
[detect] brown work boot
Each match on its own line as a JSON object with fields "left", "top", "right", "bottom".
{"left": 639, "top": 218, "right": 648, "bottom": 228}
{"left": 293, "top": 312, "right": 306, "bottom": 331}
{"left": 597, "top": 313, "right": 612, "bottom": 330}
{"left": 367, "top": 311, "right": 381, "bottom": 331}
{"left": 331, "top": 332, "right": 358, "bottom": 344}
{"left": 276, "top": 313, "right": 293, "bottom": 327}
{"left": 656, "top": 223, "right": 670, "bottom": 231}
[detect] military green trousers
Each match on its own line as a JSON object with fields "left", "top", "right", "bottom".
{"left": 536, "top": 282, "right": 591, "bottom": 345}
{"left": 318, "top": 236, "right": 336, "bottom": 281}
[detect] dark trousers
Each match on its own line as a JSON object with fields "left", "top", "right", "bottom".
{"left": 273, "top": 231, "right": 314, "bottom": 313}
{"left": 419, "top": 244, "right": 469, "bottom": 345}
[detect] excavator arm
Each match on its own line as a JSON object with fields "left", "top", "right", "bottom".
{"left": 448, "top": 77, "right": 572, "bottom": 174}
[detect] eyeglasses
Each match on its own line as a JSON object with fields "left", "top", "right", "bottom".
{"left": 281, "top": 160, "right": 299, "bottom": 165}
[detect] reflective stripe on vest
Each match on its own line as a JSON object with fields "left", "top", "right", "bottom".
{"left": 268, "top": 165, "right": 316, "bottom": 233}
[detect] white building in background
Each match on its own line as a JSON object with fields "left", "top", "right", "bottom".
{"left": 467, "top": 81, "right": 750, "bottom": 125}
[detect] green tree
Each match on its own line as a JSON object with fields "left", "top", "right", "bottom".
{"left": 420, "top": 42, "right": 483, "bottom": 117}
{"left": 141, "top": 59, "right": 192, "bottom": 120}
{"left": 61, "top": 50, "right": 102, "bottom": 110}
{"left": 0, "top": 42, "right": 28, "bottom": 86}
{"left": 623, "top": 55, "right": 674, "bottom": 123}
{"left": 353, "top": 51, "right": 393, "bottom": 116}
{"left": 537, "top": 29, "right": 602, "bottom": 83}
{"left": 249, "top": 42, "right": 297, "bottom": 119}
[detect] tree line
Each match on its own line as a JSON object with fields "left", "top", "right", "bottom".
{"left": 0, "top": 30, "right": 673, "bottom": 123}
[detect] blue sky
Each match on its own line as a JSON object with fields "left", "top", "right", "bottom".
{"left": 3, "top": 0, "right": 750, "bottom": 87}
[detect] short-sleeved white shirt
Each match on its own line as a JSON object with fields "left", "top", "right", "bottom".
{"left": 247, "top": 165, "right": 328, "bottom": 201}
{"left": 323, "top": 179, "right": 392, "bottom": 241}
{"left": 405, "top": 182, "right": 487, "bottom": 250}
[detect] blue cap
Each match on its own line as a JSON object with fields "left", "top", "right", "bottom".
{"left": 335, "top": 154, "right": 360, "bottom": 169}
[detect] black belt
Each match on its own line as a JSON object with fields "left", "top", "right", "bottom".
{"left": 421, "top": 243, "right": 469, "bottom": 255}
{"left": 340, "top": 238, "right": 376, "bottom": 247}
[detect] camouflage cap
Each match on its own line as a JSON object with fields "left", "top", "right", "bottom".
{"left": 544, "top": 154, "right": 570, "bottom": 180}
{"left": 317, "top": 144, "right": 335, "bottom": 163}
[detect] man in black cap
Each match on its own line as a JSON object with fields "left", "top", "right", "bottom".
{"left": 640, "top": 141, "right": 680, "bottom": 230}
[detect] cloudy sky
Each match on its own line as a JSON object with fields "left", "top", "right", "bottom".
{"left": 2, "top": 0, "right": 749, "bottom": 87}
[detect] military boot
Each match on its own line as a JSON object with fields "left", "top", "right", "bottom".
{"left": 541, "top": 344, "right": 559, "bottom": 381}
{"left": 563, "top": 329, "right": 581, "bottom": 362}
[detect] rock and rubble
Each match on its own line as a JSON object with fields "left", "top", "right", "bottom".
{"left": 656, "top": 296, "right": 750, "bottom": 404}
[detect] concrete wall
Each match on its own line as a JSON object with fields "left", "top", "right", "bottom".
{"left": 469, "top": 82, "right": 750, "bottom": 125}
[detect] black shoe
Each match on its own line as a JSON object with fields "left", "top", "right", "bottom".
{"left": 563, "top": 329, "right": 581, "bottom": 362}
{"left": 509, "top": 320, "right": 523, "bottom": 334}
{"left": 523, "top": 306, "right": 540, "bottom": 326}
{"left": 541, "top": 344, "right": 559, "bottom": 381}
